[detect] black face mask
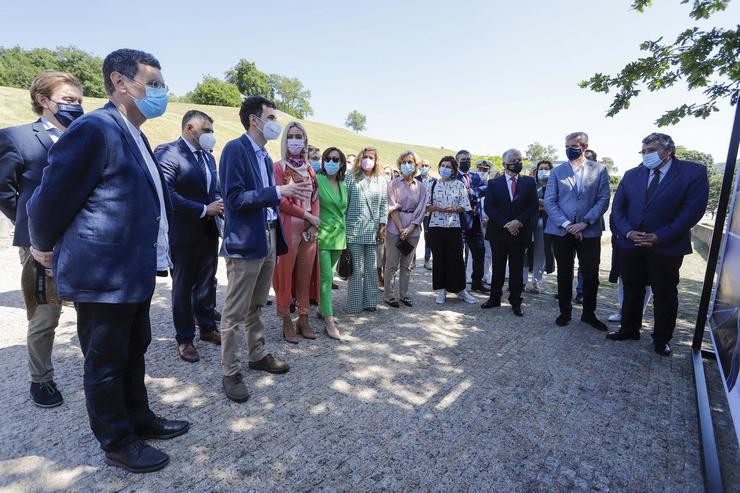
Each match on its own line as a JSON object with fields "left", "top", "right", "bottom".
{"left": 459, "top": 159, "right": 471, "bottom": 172}
{"left": 506, "top": 161, "right": 523, "bottom": 174}
{"left": 52, "top": 101, "right": 84, "bottom": 128}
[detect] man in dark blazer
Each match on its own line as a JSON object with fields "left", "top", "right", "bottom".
{"left": 607, "top": 133, "right": 709, "bottom": 356}
{"left": 27, "top": 49, "right": 188, "bottom": 473}
{"left": 456, "top": 149, "right": 490, "bottom": 293}
{"left": 219, "top": 96, "right": 311, "bottom": 403}
{"left": 155, "top": 110, "right": 222, "bottom": 363}
{"left": 0, "top": 71, "right": 84, "bottom": 409}
{"left": 544, "top": 131, "right": 611, "bottom": 331}
{"left": 481, "top": 149, "right": 538, "bottom": 316}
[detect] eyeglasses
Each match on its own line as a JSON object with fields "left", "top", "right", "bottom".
{"left": 125, "top": 75, "right": 168, "bottom": 91}
{"left": 401, "top": 160, "right": 415, "bottom": 165}
{"left": 324, "top": 157, "right": 341, "bottom": 164}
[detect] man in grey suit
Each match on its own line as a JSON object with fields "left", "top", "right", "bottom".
{"left": 544, "top": 131, "right": 610, "bottom": 330}
{"left": 0, "top": 71, "right": 84, "bottom": 408}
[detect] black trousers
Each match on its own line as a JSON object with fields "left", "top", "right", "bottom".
{"left": 489, "top": 234, "right": 525, "bottom": 306}
{"left": 76, "top": 300, "right": 156, "bottom": 451}
{"left": 551, "top": 234, "right": 601, "bottom": 317}
{"left": 170, "top": 234, "right": 219, "bottom": 344}
{"left": 429, "top": 227, "right": 466, "bottom": 293}
{"left": 463, "top": 215, "right": 485, "bottom": 285}
{"left": 620, "top": 248, "right": 683, "bottom": 343}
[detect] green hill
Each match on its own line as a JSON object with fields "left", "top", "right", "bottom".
{"left": 0, "top": 86, "right": 454, "bottom": 166}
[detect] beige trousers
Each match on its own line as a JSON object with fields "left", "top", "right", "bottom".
{"left": 383, "top": 233, "right": 420, "bottom": 301}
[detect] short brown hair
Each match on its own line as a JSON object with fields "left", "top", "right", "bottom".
{"left": 321, "top": 147, "right": 347, "bottom": 181}
{"left": 29, "top": 71, "right": 83, "bottom": 116}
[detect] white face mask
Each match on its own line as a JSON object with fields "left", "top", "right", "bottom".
{"left": 198, "top": 132, "right": 216, "bottom": 151}
{"left": 256, "top": 116, "right": 281, "bottom": 140}
{"left": 287, "top": 139, "right": 305, "bottom": 156}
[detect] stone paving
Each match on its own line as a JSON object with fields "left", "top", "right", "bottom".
{"left": 0, "top": 241, "right": 737, "bottom": 492}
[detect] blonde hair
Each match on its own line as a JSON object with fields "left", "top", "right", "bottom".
{"left": 353, "top": 146, "right": 381, "bottom": 178}
{"left": 29, "top": 71, "right": 82, "bottom": 116}
{"left": 396, "top": 150, "right": 419, "bottom": 168}
{"left": 280, "top": 121, "right": 309, "bottom": 162}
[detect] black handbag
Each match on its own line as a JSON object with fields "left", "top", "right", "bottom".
{"left": 396, "top": 238, "right": 415, "bottom": 256}
{"left": 337, "top": 248, "right": 353, "bottom": 279}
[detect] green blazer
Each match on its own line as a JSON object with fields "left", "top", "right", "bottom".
{"left": 317, "top": 174, "right": 348, "bottom": 250}
{"left": 345, "top": 172, "right": 388, "bottom": 245}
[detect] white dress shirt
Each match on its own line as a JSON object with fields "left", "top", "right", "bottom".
{"left": 245, "top": 133, "right": 280, "bottom": 222}
{"left": 561, "top": 159, "right": 586, "bottom": 228}
{"left": 40, "top": 117, "right": 61, "bottom": 143}
{"left": 649, "top": 159, "right": 672, "bottom": 185}
{"left": 183, "top": 138, "right": 211, "bottom": 218}
{"left": 505, "top": 172, "right": 518, "bottom": 201}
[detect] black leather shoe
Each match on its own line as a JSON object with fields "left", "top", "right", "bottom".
{"left": 581, "top": 314, "right": 608, "bottom": 332}
{"left": 104, "top": 440, "right": 169, "bottom": 473}
{"left": 555, "top": 314, "right": 571, "bottom": 326}
{"left": 471, "top": 284, "right": 490, "bottom": 294}
{"left": 481, "top": 299, "right": 501, "bottom": 309}
{"left": 30, "top": 381, "right": 63, "bottom": 408}
{"left": 135, "top": 416, "right": 190, "bottom": 440}
{"left": 512, "top": 306, "right": 523, "bottom": 317}
{"left": 606, "top": 330, "right": 640, "bottom": 341}
{"left": 248, "top": 354, "right": 290, "bottom": 374}
{"left": 384, "top": 299, "right": 400, "bottom": 308}
{"left": 654, "top": 342, "right": 671, "bottom": 356}
{"left": 400, "top": 297, "right": 413, "bottom": 307}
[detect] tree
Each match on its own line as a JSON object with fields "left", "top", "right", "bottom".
{"left": 675, "top": 145, "right": 722, "bottom": 214}
{"left": 345, "top": 110, "right": 367, "bottom": 133}
{"left": 267, "top": 73, "right": 313, "bottom": 118}
{"left": 55, "top": 46, "right": 105, "bottom": 97}
{"left": 602, "top": 156, "right": 619, "bottom": 174}
{"left": 580, "top": 0, "right": 739, "bottom": 126}
{"left": 189, "top": 76, "right": 242, "bottom": 107}
{"left": 224, "top": 59, "right": 271, "bottom": 98}
{"left": 525, "top": 142, "right": 559, "bottom": 163}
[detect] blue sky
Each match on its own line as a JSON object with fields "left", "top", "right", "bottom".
{"left": 2, "top": 0, "right": 738, "bottom": 172}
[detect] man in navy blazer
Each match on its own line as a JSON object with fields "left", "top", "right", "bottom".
{"left": 456, "top": 149, "right": 490, "bottom": 293}
{"left": 544, "top": 131, "right": 611, "bottom": 331}
{"left": 607, "top": 133, "right": 708, "bottom": 356}
{"left": 0, "top": 71, "right": 83, "bottom": 408}
{"left": 219, "top": 96, "right": 311, "bottom": 403}
{"left": 27, "top": 49, "right": 188, "bottom": 473}
{"left": 481, "top": 149, "right": 538, "bottom": 316}
{"left": 155, "top": 110, "right": 223, "bottom": 363}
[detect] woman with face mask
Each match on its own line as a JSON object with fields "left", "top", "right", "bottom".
{"left": 524, "top": 160, "right": 556, "bottom": 293}
{"left": 316, "top": 147, "right": 348, "bottom": 339}
{"left": 383, "top": 151, "right": 427, "bottom": 308}
{"left": 272, "top": 122, "right": 321, "bottom": 343}
{"left": 426, "top": 156, "right": 477, "bottom": 305}
{"left": 344, "top": 147, "right": 388, "bottom": 313}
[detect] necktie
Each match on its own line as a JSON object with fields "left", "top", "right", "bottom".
{"left": 645, "top": 169, "right": 661, "bottom": 202}
{"left": 196, "top": 150, "right": 209, "bottom": 185}
{"left": 510, "top": 176, "right": 517, "bottom": 198}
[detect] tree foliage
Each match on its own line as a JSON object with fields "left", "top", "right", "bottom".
{"left": 0, "top": 45, "right": 105, "bottom": 97}
{"left": 675, "top": 145, "right": 722, "bottom": 213}
{"left": 268, "top": 73, "right": 313, "bottom": 118}
{"left": 345, "top": 110, "right": 367, "bottom": 133}
{"left": 525, "top": 142, "right": 559, "bottom": 163}
{"left": 580, "top": 0, "right": 739, "bottom": 126}
{"left": 601, "top": 156, "right": 619, "bottom": 174}
{"left": 225, "top": 59, "right": 271, "bottom": 98}
{"left": 189, "top": 76, "right": 242, "bottom": 107}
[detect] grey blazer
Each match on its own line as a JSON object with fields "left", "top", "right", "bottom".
{"left": 543, "top": 160, "right": 610, "bottom": 238}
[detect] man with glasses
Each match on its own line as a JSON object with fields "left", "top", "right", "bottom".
{"left": 456, "top": 150, "right": 489, "bottom": 294}
{"left": 544, "top": 132, "right": 610, "bottom": 331}
{"left": 607, "top": 133, "right": 708, "bottom": 356}
{"left": 27, "top": 49, "right": 188, "bottom": 473}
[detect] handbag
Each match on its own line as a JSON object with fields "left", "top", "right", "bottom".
{"left": 396, "top": 238, "right": 415, "bottom": 256}
{"left": 337, "top": 248, "right": 353, "bottom": 280}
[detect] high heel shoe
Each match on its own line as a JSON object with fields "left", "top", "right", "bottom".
{"left": 324, "top": 317, "right": 342, "bottom": 341}
{"left": 296, "top": 314, "right": 317, "bottom": 340}
{"left": 282, "top": 316, "right": 299, "bottom": 344}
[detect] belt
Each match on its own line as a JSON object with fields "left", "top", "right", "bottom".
{"left": 266, "top": 221, "right": 277, "bottom": 229}
{"left": 400, "top": 209, "right": 416, "bottom": 213}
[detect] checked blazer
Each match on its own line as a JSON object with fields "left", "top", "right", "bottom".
{"left": 344, "top": 172, "right": 388, "bottom": 244}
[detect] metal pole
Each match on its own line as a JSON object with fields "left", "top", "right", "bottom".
{"left": 693, "top": 349, "right": 725, "bottom": 493}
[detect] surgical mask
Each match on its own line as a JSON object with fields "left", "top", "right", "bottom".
{"left": 506, "top": 161, "right": 523, "bottom": 174}
{"left": 459, "top": 159, "right": 471, "bottom": 172}
{"left": 642, "top": 151, "right": 662, "bottom": 170}
{"left": 439, "top": 167, "right": 452, "bottom": 179}
{"left": 52, "top": 101, "right": 84, "bottom": 128}
{"left": 311, "top": 160, "right": 322, "bottom": 172}
{"left": 565, "top": 147, "right": 583, "bottom": 161}
{"left": 400, "top": 163, "right": 415, "bottom": 176}
{"left": 130, "top": 86, "right": 168, "bottom": 119}
{"left": 324, "top": 161, "right": 340, "bottom": 175}
{"left": 256, "top": 116, "right": 282, "bottom": 140}
{"left": 361, "top": 158, "right": 375, "bottom": 171}
{"left": 198, "top": 132, "right": 216, "bottom": 152}
{"left": 420, "top": 166, "right": 430, "bottom": 176}
{"left": 537, "top": 170, "right": 551, "bottom": 181}
{"left": 287, "top": 139, "right": 305, "bottom": 155}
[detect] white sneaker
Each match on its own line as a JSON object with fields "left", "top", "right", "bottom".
{"left": 436, "top": 290, "right": 447, "bottom": 304}
{"left": 458, "top": 290, "right": 477, "bottom": 304}
{"left": 608, "top": 313, "right": 621, "bottom": 322}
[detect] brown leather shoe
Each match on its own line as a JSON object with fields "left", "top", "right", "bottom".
{"left": 248, "top": 354, "right": 289, "bottom": 374}
{"left": 199, "top": 329, "right": 221, "bottom": 346}
{"left": 177, "top": 342, "right": 199, "bottom": 362}
{"left": 282, "top": 317, "right": 299, "bottom": 344}
{"left": 296, "top": 314, "right": 316, "bottom": 339}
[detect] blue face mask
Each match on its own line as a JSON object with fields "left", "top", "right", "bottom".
{"left": 52, "top": 101, "right": 84, "bottom": 128}
{"left": 537, "top": 170, "right": 551, "bottom": 181}
{"left": 324, "top": 161, "right": 341, "bottom": 175}
{"left": 642, "top": 151, "right": 662, "bottom": 169}
{"left": 311, "top": 160, "right": 322, "bottom": 172}
{"left": 439, "top": 167, "right": 452, "bottom": 179}
{"left": 400, "top": 163, "right": 415, "bottom": 176}
{"left": 131, "top": 86, "right": 169, "bottom": 119}
{"left": 420, "top": 166, "right": 430, "bottom": 176}
{"left": 565, "top": 147, "right": 583, "bottom": 161}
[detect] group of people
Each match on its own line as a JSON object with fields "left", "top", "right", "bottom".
{"left": 0, "top": 48, "right": 710, "bottom": 473}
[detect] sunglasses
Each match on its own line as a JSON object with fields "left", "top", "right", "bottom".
{"left": 324, "top": 157, "right": 341, "bottom": 164}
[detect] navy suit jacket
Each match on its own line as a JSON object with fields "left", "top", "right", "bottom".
{"left": 27, "top": 102, "right": 172, "bottom": 303}
{"left": 483, "top": 174, "right": 539, "bottom": 244}
{"left": 155, "top": 137, "right": 221, "bottom": 248}
{"left": 0, "top": 120, "right": 55, "bottom": 246}
{"left": 219, "top": 134, "right": 287, "bottom": 259}
{"left": 610, "top": 159, "right": 708, "bottom": 256}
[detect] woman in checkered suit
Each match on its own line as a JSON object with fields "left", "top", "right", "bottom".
{"left": 344, "top": 147, "right": 388, "bottom": 313}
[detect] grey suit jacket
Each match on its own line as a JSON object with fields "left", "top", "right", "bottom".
{"left": 543, "top": 160, "right": 610, "bottom": 238}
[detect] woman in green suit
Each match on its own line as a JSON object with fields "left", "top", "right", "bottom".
{"left": 345, "top": 146, "right": 388, "bottom": 314}
{"left": 317, "top": 147, "right": 348, "bottom": 339}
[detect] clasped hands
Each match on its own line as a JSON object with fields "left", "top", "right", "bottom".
{"left": 399, "top": 225, "right": 415, "bottom": 240}
{"left": 566, "top": 222, "right": 588, "bottom": 240}
{"left": 503, "top": 219, "right": 522, "bottom": 236}
{"left": 627, "top": 231, "right": 659, "bottom": 248}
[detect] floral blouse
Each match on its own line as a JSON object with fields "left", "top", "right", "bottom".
{"left": 426, "top": 179, "right": 471, "bottom": 228}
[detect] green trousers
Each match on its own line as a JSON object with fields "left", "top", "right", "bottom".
{"left": 319, "top": 249, "right": 342, "bottom": 317}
